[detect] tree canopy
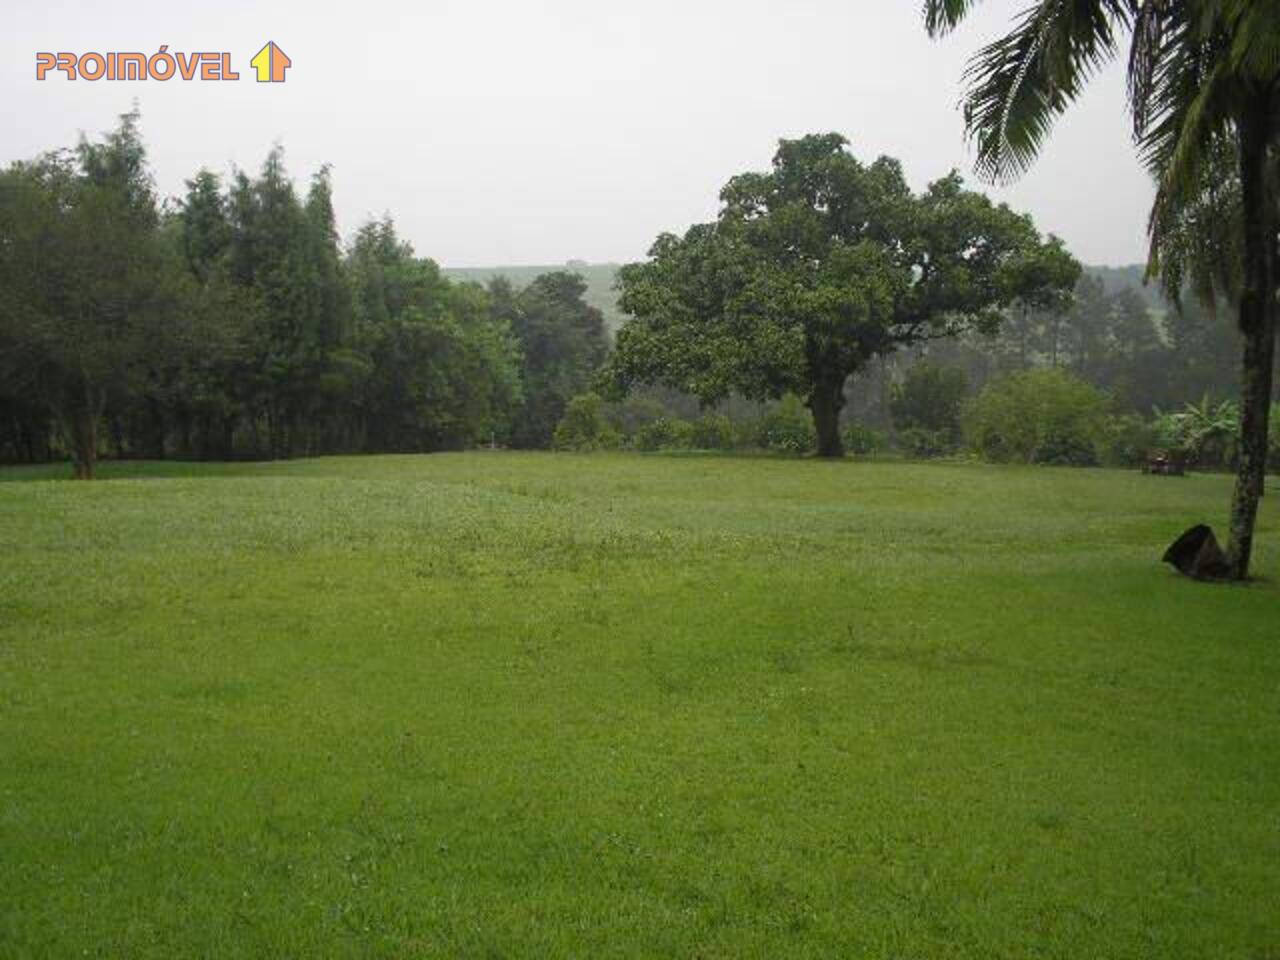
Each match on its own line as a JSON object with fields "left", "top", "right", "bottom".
{"left": 0, "top": 112, "right": 609, "bottom": 474}
{"left": 603, "top": 133, "right": 1078, "bottom": 456}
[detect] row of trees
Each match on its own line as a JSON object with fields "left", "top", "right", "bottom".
{"left": 3, "top": 117, "right": 1253, "bottom": 484}
{"left": 0, "top": 112, "right": 609, "bottom": 475}
{"left": 942, "top": 274, "right": 1239, "bottom": 411}
{"left": 831, "top": 269, "right": 1249, "bottom": 436}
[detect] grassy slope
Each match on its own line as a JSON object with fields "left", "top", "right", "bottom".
{"left": 1, "top": 454, "right": 1277, "bottom": 958}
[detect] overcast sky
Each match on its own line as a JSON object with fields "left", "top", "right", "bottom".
{"left": 3, "top": 0, "right": 1153, "bottom": 268}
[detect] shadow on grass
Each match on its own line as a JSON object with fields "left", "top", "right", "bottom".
{"left": 0, "top": 459, "right": 279, "bottom": 483}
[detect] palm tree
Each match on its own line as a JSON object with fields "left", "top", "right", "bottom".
{"left": 923, "top": 1, "right": 1279, "bottom": 580}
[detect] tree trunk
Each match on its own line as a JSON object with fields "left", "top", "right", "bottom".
{"left": 68, "top": 406, "right": 98, "bottom": 480}
{"left": 109, "top": 416, "right": 126, "bottom": 459}
{"left": 221, "top": 415, "right": 237, "bottom": 460}
{"left": 146, "top": 396, "right": 167, "bottom": 460}
{"left": 808, "top": 372, "right": 847, "bottom": 458}
{"left": 1226, "top": 93, "right": 1276, "bottom": 580}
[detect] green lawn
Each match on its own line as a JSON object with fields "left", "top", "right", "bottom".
{"left": 1, "top": 453, "right": 1277, "bottom": 958}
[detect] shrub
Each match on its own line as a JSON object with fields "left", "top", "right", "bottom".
{"left": 604, "top": 396, "right": 668, "bottom": 435}
{"left": 842, "top": 421, "right": 887, "bottom": 456}
{"left": 963, "top": 368, "right": 1110, "bottom": 466}
{"left": 1152, "top": 409, "right": 1183, "bottom": 452}
{"left": 732, "top": 417, "right": 764, "bottom": 450}
{"left": 897, "top": 427, "right": 957, "bottom": 459}
{"left": 634, "top": 416, "right": 694, "bottom": 451}
{"left": 757, "top": 395, "right": 816, "bottom": 455}
{"left": 890, "top": 362, "right": 967, "bottom": 454}
{"left": 1033, "top": 431, "right": 1101, "bottom": 466}
{"left": 553, "top": 393, "right": 620, "bottom": 451}
{"left": 1099, "top": 414, "right": 1159, "bottom": 467}
{"left": 689, "top": 413, "right": 734, "bottom": 450}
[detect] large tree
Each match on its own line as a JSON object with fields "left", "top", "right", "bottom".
{"left": 221, "top": 149, "right": 354, "bottom": 457}
{"left": 604, "top": 134, "right": 1077, "bottom": 456}
{"left": 923, "top": 0, "right": 1280, "bottom": 579}
{"left": 346, "top": 218, "right": 521, "bottom": 451}
{"left": 496, "top": 271, "right": 609, "bottom": 449}
{"left": 0, "top": 111, "right": 184, "bottom": 478}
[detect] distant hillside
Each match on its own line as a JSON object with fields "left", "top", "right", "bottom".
{"left": 443, "top": 261, "right": 1165, "bottom": 330}
{"left": 443, "top": 261, "right": 625, "bottom": 329}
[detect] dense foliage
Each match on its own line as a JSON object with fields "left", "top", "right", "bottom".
{"left": 0, "top": 113, "right": 606, "bottom": 475}
{"left": 890, "top": 362, "right": 968, "bottom": 457}
{"left": 3, "top": 114, "right": 1273, "bottom": 483}
{"left": 963, "top": 369, "right": 1111, "bottom": 466}
{"left": 491, "top": 273, "right": 609, "bottom": 449}
{"left": 603, "top": 134, "right": 1078, "bottom": 457}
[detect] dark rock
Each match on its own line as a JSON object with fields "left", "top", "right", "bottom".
{"left": 1162, "top": 525, "right": 1231, "bottom": 580}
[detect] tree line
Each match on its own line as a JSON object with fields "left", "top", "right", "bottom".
{"left": 831, "top": 270, "right": 1251, "bottom": 433}
{"left": 3, "top": 98, "right": 1275, "bottom": 583}
{"left": 0, "top": 112, "right": 609, "bottom": 476}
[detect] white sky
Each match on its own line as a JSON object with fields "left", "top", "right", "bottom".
{"left": 2, "top": 0, "right": 1154, "bottom": 267}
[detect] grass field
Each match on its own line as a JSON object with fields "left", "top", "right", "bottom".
{"left": 2, "top": 453, "right": 1277, "bottom": 958}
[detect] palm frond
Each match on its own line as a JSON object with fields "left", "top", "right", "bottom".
{"left": 1127, "top": 0, "right": 1175, "bottom": 132}
{"left": 1141, "top": 40, "right": 1238, "bottom": 298}
{"left": 1224, "top": 0, "right": 1280, "bottom": 81}
{"left": 958, "top": 0, "right": 1132, "bottom": 183}
{"left": 923, "top": 0, "right": 986, "bottom": 37}
{"left": 1147, "top": 133, "right": 1243, "bottom": 311}
{"left": 1145, "top": 57, "right": 1236, "bottom": 197}
{"left": 1130, "top": 3, "right": 1234, "bottom": 176}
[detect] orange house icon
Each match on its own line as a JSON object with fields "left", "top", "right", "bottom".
{"left": 250, "top": 41, "right": 291, "bottom": 82}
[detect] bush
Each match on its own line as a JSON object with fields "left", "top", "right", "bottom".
{"left": 732, "top": 417, "right": 764, "bottom": 450}
{"left": 1033, "top": 431, "right": 1100, "bottom": 466}
{"left": 552, "top": 393, "right": 620, "bottom": 451}
{"left": 1152, "top": 409, "right": 1183, "bottom": 453}
{"left": 604, "top": 395, "right": 668, "bottom": 435}
{"left": 963, "top": 369, "right": 1110, "bottom": 466}
{"left": 842, "top": 421, "right": 887, "bottom": 456}
{"left": 890, "top": 362, "right": 966, "bottom": 454}
{"left": 897, "top": 427, "right": 957, "bottom": 459}
{"left": 757, "top": 395, "right": 816, "bottom": 455}
{"left": 689, "top": 413, "right": 734, "bottom": 450}
{"left": 633, "top": 416, "right": 694, "bottom": 451}
{"left": 1100, "top": 414, "right": 1159, "bottom": 467}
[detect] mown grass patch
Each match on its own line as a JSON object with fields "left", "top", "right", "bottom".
{"left": 1, "top": 453, "right": 1277, "bottom": 957}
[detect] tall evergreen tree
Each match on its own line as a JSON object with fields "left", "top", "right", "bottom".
{"left": 503, "top": 272, "right": 609, "bottom": 449}
{"left": 0, "top": 111, "right": 181, "bottom": 477}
